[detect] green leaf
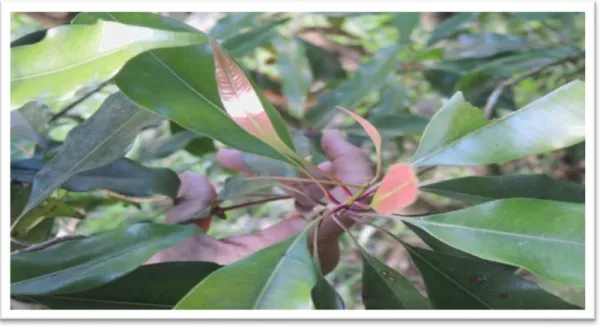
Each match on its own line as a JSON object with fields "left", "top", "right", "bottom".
{"left": 412, "top": 81, "right": 585, "bottom": 167}
{"left": 12, "top": 157, "right": 181, "bottom": 199}
{"left": 11, "top": 102, "right": 49, "bottom": 148}
{"left": 305, "top": 44, "right": 403, "bottom": 127}
{"left": 360, "top": 250, "right": 430, "bottom": 309}
{"left": 391, "top": 198, "right": 585, "bottom": 286}
{"left": 369, "top": 76, "right": 409, "bottom": 115}
{"left": 73, "top": 12, "right": 292, "bottom": 163}
{"left": 218, "top": 176, "right": 277, "bottom": 200}
{"left": 443, "top": 33, "right": 526, "bottom": 60}
{"left": 11, "top": 19, "right": 206, "bottom": 109}
{"left": 139, "top": 130, "right": 214, "bottom": 161}
{"left": 10, "top": 28, "right": 48, "bottom": 48}
{"left": 169, "top": 122, "right": 216, "bottom": 157}
{"left": 20, "top": 262, "right": 220, "bottom": 309}
{"left": 222, "top": 18, "right": 289, "bottom": 57}
{"left": 10, "top": 185, "right": 56, "bottom": 251}
{"left": 11, "top": 222, "right": 200, "bottom": 296}
{"left": 311, "top": 273, "right": 345, "bottom": 310}
{"left": 402, "top": 245, "right": 580, "bottom": 309}
{"left": 421, "top": 174, "right": 585, "bottom": 204}
{"left": 274, "top": 37, "right": 312, "bottom": 117}
{"left": 426, "top": 13, "right": 475, "bottom": 46}
{"left": 12, "top": 197, "right": 83, "bottom": 241}
{"left": 175, "top": 232, "right": 316, "bottom": 309}
{"left": 300, "top": 39, "right": 346, "bottom": 83}
{"left": 15, "top": 92, "right": 160, "bottom": 223}
{"left": 242, "top": 152, "right": 298, "bottom": 177}
{"left": 209, "top": 13, "right": 261, "bottom": 39}
{"left": 394, "top": 13, "right": 420, "bottom": 43}
{"left": 345, "top": 113, "right": 429, "bottom": 139}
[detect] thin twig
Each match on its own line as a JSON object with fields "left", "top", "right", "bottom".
{"left": 50, "top": 80, "right": 112, "bottom": 122}
{"left": 11, "top": 235, "right": 85, "bottom": 256}
{"left": 483, "top": 52, "right": 585, "bottom": 118}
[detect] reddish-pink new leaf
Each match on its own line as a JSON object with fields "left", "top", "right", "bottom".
{"left": 211, "top": 40, "right": 286, "bottom": 150}
{"left": 336, "top": 106, "right": 383, "bottom": 180}
{"left": 371, "top": 163, "right": 418, "bottom": 215}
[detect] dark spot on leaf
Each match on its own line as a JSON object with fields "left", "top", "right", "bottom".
{"left": 381, "top": 271, "right": 396, "bottom": 281}
{"left": 469, "top": 275, "right": 485, "bottom": 284}
{"left": 498, "top": 292, "right": 508, "bottom": 299}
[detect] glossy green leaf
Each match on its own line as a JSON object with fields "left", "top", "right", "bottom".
{"left": 12, "top": 197, "right": 83, "bottom": 241}
{"left": 311, "top": 272, "right": 345, "bottom": 310}
{"left": 73, "top": 12, "right": 292, "bottom": 162}
{"left": 412, "top": 81, "right": 585, "bottom": 167}
{"left": 391, "top": 198, "right": 585, "bottom": 286}
{"left": 20, "top": 262, "right": 220, "bottom": 309}
{"left": 11, "top": 19, "right": 206, "bottom": 109}
{"left": 426, "top": 13, "right": 475, "bottom": 46}
{"left": 10, "top": 28, "right": 48, "bottom": 48}
{"left": 422, "top": 174, "right": 585, "bottom": 204}
{"left": 394, "top": 13, "right": 420, "bottom": 43}
{"left": 12, "top": 157, "right": 180, "bottom": 199}
{"left": 402, "top": 244, "right": 580, "bottom": 309}
{"left": 15, "top": 92, "right": 160, "bottom": 223}
{"left": 222, "top": 18, "right": 289, "bottom": 57}
{"left": 345, "top": 113, "right": 428, "bottom": 139}
{"left": 360, "top": 250, "right": 430, "bottom": 309}
{"left": 175, "top": 232, "right": 316, "bottom": 309}
{"left": 139, "top": 130, "right": 214, "bottom": 161}
{"left": 11, "top": 102, "right": 49, "bottom": 148}
{"left": 274, "top": 37, "right": 312, "bottom": 117}
{"left": 11, "top": 222, "right": 200, "bottom": 296}
{"left": 218, "top": 176, "right": 277, "bottom": 200}
{"left": 10, "top": 185, "right": 56, "bottom": 251}
{"left": 242, "top": 152, "right": 298, "bottom": 177}
{"left": 169, "top": 122, "right": 216, "bottom": 157}
{"left": 443, "top": 33, "right": 526, "bottom": 60}
{"left": 305, "top": 44, "right": 403, "bottom": 127}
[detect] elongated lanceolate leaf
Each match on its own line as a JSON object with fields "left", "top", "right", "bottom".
{"left": 11, "top": 222, "right": 200, "bottom": 295}
{"left": 389, "top": 198, "right": 585, "bottom": 286}
{"left": 371, "top": 163, "right": 419, "bottom": 215}
{"left": 175, "top": 232, "right": 316, "bottom": 309}
{"left": 274, "top": 37, "right": 312, "bottom": 117}
{"left": 11, "top": 102, "right": 49, "bottom": 148}
{"left": 412, "top": 81, "right": 585, "bottom": 167}
{"left": 11, "top": 19, "right": 206, "bottom": 109}
{"left": 15, "top": 93, "right": 160, "bottom": 225}
{"left": 337, "top": 106, "right": 382, "bottom": 179}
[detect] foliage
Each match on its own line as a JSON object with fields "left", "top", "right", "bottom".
{"left": 10, "top": 11, "right": 586, "bottom": 310}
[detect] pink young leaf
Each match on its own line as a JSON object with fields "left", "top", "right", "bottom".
{"left": 371, "top": 163, "right": 419, "bottom": 215}
{"left": 336, "top": 106, "right": 383, "bottom": 180}
{"left": 210, "top": 40, "right": 286, "bottom": 150}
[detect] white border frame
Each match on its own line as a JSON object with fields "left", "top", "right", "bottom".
{"left": 0, "top": 0, "right": 596, "bottom": 320}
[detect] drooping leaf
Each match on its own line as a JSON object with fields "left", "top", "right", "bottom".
{"left": 421, "top": 174, "right": 585, "bottom": 204}
{"left": 305, "top": 44, "right": 403, "bottom": 127}
{"left": 218, "top": 176, "right": 277, "bottom": 200}
{"left": 394, "top": 13, "right": 420, "bottom": 44}
{"left": 360, "top": 250, "right": 430, "bottom": 309}
{"left": 19, "top": 262, "right": 221, "bottom": 309}
{"left": 175, "top": 232, "right": 316, "bottom": 309}
{"left": 399, "top": 244, "right": 580, "bottom": 309}
{"left": 12, "top": 157, "right": 180, "bottom": 199}
{"left": 311, "top": 272, "right": 345, "bottom": 310}
{"left": 426, "top": 12, "right": 475, "bottom": 46}
{"left": 15, "top": 92, "right": 161, "bottom": 223}
{"left": 11, "top": 102, "right": 49, "bottom": 148}
{"left": 371, "top": 163, "right": 419, "bottom": 215}
{"left": 169, "top": 122, "right": 216, "bottom": 157}
{"left": 222, "top": 18, "right": 289, "bottom": 57}
{"left": 72, "top": 12, "right": 292, "bottom": 163}
{"left": 11, "top": 19, "right": 206, "bottom": 109}
{"left": 411, "top": 81, "right": 585, "bottom": 167}
{"left": 345, "top": 113, "right": 429, "bottom": 140}
{"left": 11, "top": 222, "right": 200, "bottom": 296}
{"left": 274, "top": 37, "right": 312, "bottom": 117}
{"left": 390, "top": 198, "right": 585, "bottom": 286}
{"left": 139, "top": 130, "right": 214, "bottom": 161}
{"left": 12, "top": 197, "right": 83, "bottom": 241}
{"left": 300, "top": 39, "right": 346, "bottom": 83}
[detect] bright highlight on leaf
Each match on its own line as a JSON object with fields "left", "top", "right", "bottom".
{"left": 371, "top": 163, "right": 419, "bottom": 215}
{"left": 336, "top": 106, "right": 383, "bottom": 180}
{"left": 210, "top": 40, "right": 286, "bottom": 151}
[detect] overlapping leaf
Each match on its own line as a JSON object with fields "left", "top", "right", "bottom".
{"left": 412, "top": 80, "right": 585, "bottom": 167}
{"left": 371, "top": 163, "right": 419, "bottom": 215}
{"left": 11, "top": 102, "right": 49, "bottom": 148}
{"left": 11, "top": 19, "right": 206, "bottom": 109}
{"left": 11, "top": 222, "right": 200, "bottom": 295}
{"left": 389, "top": 198, "right": 585, "bottom": 286}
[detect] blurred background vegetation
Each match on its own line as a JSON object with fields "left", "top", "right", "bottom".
{"left": 11, "top": 11, "right": 585, "bottom": 309}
